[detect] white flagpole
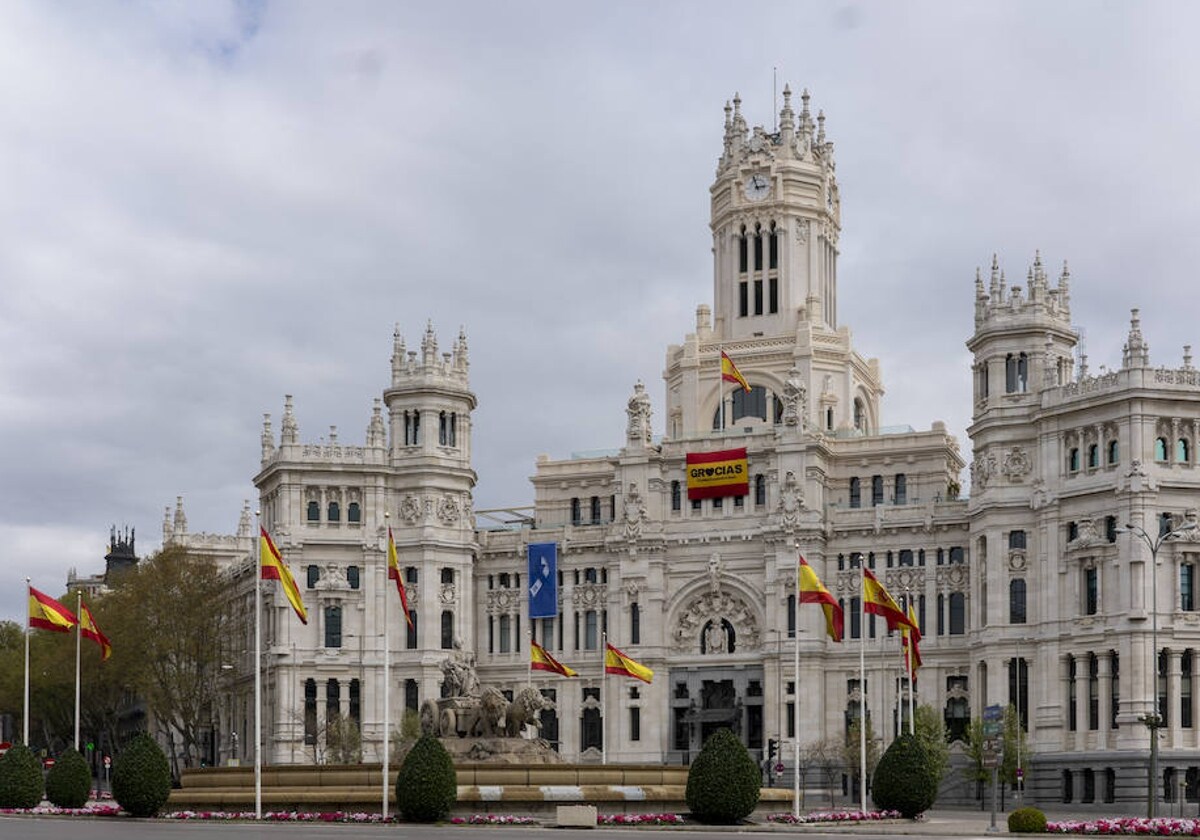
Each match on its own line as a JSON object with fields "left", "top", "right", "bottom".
{"left": 75, "top": 591, "right": 81, "bottom": 751}
{"left": 254, "top": 513, "right": 263, "bottom": 821}
{"left": 382, "top": 512, "right": 390, "bottom": 820}
{"left": 792, "top": 556, "right": 801, "bottom": 818}
{"left": 601, "top": 631, "right": 608, "bottom": 766}
{"left": 23, "top": 577, "right": 30, "bottom": 746}
{"left": 719, "top": 347, "right": 726, "bottom": 431}
{"left": 858, "top": 561, "right": 866, "bottom": 814}
{"left": 907, "top": 593, "right": 916, "bottom": 737}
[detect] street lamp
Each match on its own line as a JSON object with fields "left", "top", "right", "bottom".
{"left": 1122, "top": 518, "right": 1198, "bottom": 818}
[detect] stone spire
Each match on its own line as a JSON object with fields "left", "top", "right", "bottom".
{"left": 162, "top": 505, "right": 172, "bottom": 544}
{"left": 237, "top": 500, "right": 252, "bottom": 538}
{"left": 1122, "top": 308, "right": 1150, "bottom": 368}
{"left": 173, "top": 495, "right": 188, "bottom": 537}
{"left": 281, "top": 395, "right": 299, "bottom": 444}
{"left": 391, "top": 324, "right": 407, "bottom": 384}
{"left": 367, "top": 398, "right": 386, "bottom": 447}
{"left": 261, "top": 413, "right": 274, "bottom": 462}
{"left": 1058, "top": 260, "right": 1071, "bottom": 312}
{"left": 421, "top": 319, "right": 438, "bottom": 365}
{"left": 778, "top": 84, "right": 795, "bottom": 145}
{"left": 454, "top": 326, "right": 469, "bottom": 372}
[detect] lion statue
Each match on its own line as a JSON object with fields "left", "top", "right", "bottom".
{"left": 505, "top": 686, "right": 548, "bottom": 737}
{"left": 474, "top": 686, "right": 509, "bottom": 738}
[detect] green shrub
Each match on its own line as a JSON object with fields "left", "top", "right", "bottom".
{"left": 871, "top": 732, "right": 939, "bottom": 818}
{"left": 395, "top": 734, "right": 456, "bottom": 822}
{"left": 1008, "top": 806, "right": 1048, "bottom": 833}
{"left": 0, "top": 743, "right": 44, "bottom": 809}
{"left": 46, "top": 748, "right": 92, "bottom": 808}
{"left": 112, "top": 733, "right": 171, "bottom": 817}
{"left": 685, "top": 727, "right": 761, "bottom": 824}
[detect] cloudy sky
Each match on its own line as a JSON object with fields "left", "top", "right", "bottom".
{"left": 3, "top": 1, "right": 1198, "bottom": 625}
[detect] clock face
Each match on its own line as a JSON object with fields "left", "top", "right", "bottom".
{"left": 743, "top": 173, "right": 770, "bottom": 202}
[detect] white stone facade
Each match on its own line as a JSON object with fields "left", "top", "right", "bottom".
{"left": 164, "top": 88, "right": 1200, "bottom": 810}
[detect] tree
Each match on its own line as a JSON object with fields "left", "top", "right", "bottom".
{"left": 841, "top": 717, "right": 881, "bottom": 802}
{"left": 872, "top": 732, "right": 939, "bottom": 818}
{"left": 324, "top": 713, "right": 362, "bottom": 764}
{"left": 811, "top": 737, "right": 843, "bottom": 810}
{"left": 685, "top": 728, "right": 760, "bottom": 824}
{"left": 998, "top": 703, "right": 1029, "bottom": 809}
{"left": 913, "top": 704, "right": 951, "bottom": 792}
{"left": 101, "top": 546, "right": 229, "bottom": 774}
{"left": 963, "top": 717, "right": 990, "bottom": 808}
{"left": 395, "top": 734, "right": 456, "bottom": 822}
{"left": 112, "top": 732, "right": 172, "bottom": 817}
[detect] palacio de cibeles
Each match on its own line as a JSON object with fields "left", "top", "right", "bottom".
{"left": 75, "top": 87, "right": 1200, "bottom": 813}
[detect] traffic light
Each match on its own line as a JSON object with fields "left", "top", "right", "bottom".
{"left": 767, "top": 738, "right": 778, "bottom": 761}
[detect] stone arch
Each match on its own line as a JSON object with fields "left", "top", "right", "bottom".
{"left": 668, "top": 575, "right": 762, "bottom": 654}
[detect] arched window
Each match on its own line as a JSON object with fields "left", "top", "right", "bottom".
{"left": 754, "top": 474, "right": 767, "bottom": 506}
{"left": 347, "top": 501, "right": 361, "bottom": 523}
{"left": 670, "top": 481, "right": 681, "bottom": 512}
{"left": 733, "top": 386, "right": 768, "bottom": 422}
{"left": 1088, "top": 444, "right": 1099, "bottom": 468}
{"left": 590, "top": 496, "right": 601, "bottom": 525}
{"left": 1108, "top": 440, "right": 1119, "bottom": 465}
{"left": 871, "top": 475, "right": 884, "bottom": 507}
{"left": 1017, "top": 352, "right": 1028, "bottom": 392}
{"left": 1179, "top": 438, "right": 1191, "bottom": 463}
{"left": 1156, "top": 437, "right": 1169, "bottom": 461}
{"left": 849, "top": 477, "right": 861, "bottom": 509}
{"left": 949, "top": 592, "right": 966, "bottom": 635}
{"left": 1009, "top": 579, "right": 1027, "bottom": 624}
{"left": 894, "top": 474, "right": 907, "bottom": 505}
{"left": 306, "top": 500, "right": 320, "bottom": 522}
{"left": 441, "top": 610, "right": 454, "bottom": 650}
{"left": 570, "top": 498, "right": 581, "bottom": 526}
{"left": 1005, "top": 353, "right": 1017, "bottom": 393}
{"left": 327, "top": 501, "right": 340, "bottom": 522}
{"left": 1068, "top": 448, "right": 1080, "bottom": 472}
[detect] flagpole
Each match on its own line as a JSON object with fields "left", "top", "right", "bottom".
{"left": 792, "top": 548, "right": 802, "bottom": 818}
{"left": 601, "top": 631, "right": 607, "bottom": 766}
{"left": 906, "top": 591, "right": 915, "bottom": 737}
{"left": 527, "top": 628, "right": 533, "bottom": 688}
{"left": 382, "top": 511, "right": 390, "bottom": 821}
{"left": 254, "top": 512, "right": 263, "bottom": 821}
{"left": 23, "top": 577, "right": 30, "bottom": 746}
{"left": 857, "top": 559, "right": 866, "bottom": 814}
{"left": 719, "top": 346, "right": 726, "bottom": 431}
{"left": 75, "top": 591, "right": 81, "bottom": 752}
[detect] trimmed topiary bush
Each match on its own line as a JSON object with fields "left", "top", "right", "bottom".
{"left": 871, "top": 732, "right": 939, "bottom": 818}
{"left": 685, "top": 727, "right": 761, "bottom": 824}
{"left": 395, "top": 734, "right": 456, "bottom": 822}
{"left": 112, "top": 733, "right": 171, "bottom": 817}
{"left": 1008, "top": 806, "right": 1048, "bottom": 833}
{"left": 46, "top": 748, "right": 92, "bottom": 808}
{"left": 0, "top": 743, "right": 44, "bottom": 809}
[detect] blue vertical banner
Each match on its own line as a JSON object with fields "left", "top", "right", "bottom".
{"left": 528, "top": 542, "right": 558, "bottom": 619}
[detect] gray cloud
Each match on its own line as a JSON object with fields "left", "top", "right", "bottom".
{"left": 3, "top": 1, "right": 1199, "bottom": 623}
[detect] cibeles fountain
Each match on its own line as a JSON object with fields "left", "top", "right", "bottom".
{"left": 419, "top": 642, "right": 564, "bottom": 764}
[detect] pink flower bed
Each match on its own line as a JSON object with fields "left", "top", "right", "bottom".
{"left": 1047, "top": 817, "right": 1200, "bottom": 835}
{"left": 0, "top": 805, "right": 121, "bottom": 817}
{"left": 598, "top": 813, "right": 684, "bottom": 825}
{"left": 768, "top": 809, "right": 902, "bottom": 824}
{"left": 450, "top": 815, "right": 538, "bottom": 825}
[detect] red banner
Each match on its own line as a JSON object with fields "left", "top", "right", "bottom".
{"left": 686, "top": 447, "right": 749, "bottom": 500}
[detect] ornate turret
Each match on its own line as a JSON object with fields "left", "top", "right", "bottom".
{"left": 280, "top": 395, "right": 299, "bottom": 445}
{"left": 104, "top": 525, "right": 137, "bottom": 583}
{"left": 1122, "top": 308, "right": 1150, "bottom": 369}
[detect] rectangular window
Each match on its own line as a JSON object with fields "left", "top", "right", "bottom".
{"left": 786, "top": 594, "right": 796, "bottom": 639}
{"left": 1088, "top": 655, "right": 1099, "bottom": 731}
{"left": 850, "top": 597, "right": 861, "bottom": 639}
{"left": 871, "top": 475, "right": 884, "bottom": 506}
{"left": 1084, "top": 567, "right": 1099, "bottom": 615}
{"left": 349, "top": 679, "right": 361, "bottom": 727}
{"left": 754, "top": 279, "right": 763, "bottom": 315}
{"left": 1184, "top": 564, "right": 1196, "bottom": 612}
{"left": 1183, "top": 653, "right": 1194, "bottom": 728}
{"left": 786, "top": 702, "right": 796, "bottom": 738}
{"left": 630, "top": 604, "right": 640, "bottom": 645}
{"left": 753, "top": 234, "right": 763, "bottom": 271}
{"left": 895, "top": 474, "right": 907, "bottom": 505}
{"left": 949, "top": 592, "right": 966, "bottom": 635}
{"left": 768, "top": 277, "right": 778, "bottom": 314}
{"left": 585, "top": 610, "right": 598, "bottom": 650}
{"left": 768, "top": 231, "right": 778, "bottom": 269}
{"left": 739, "top": 237, "right": 748, "bottom": 273}
{"left": 324, "top": 606, "right": 342, "bottom": 649}
{"left": 630, "top": 706, "right": 641, "bottom": 742}
{"left": 739, "top": 282, "right": 748, "bottom": 317}
{"left": 304, "top": 679, "right": 317, "bottom": 745}
{"left": 1068, "top": 657, "right": 1077, "bottom": 731}
{"left": 406, "top": 611, "right": 418, "bottom": 649}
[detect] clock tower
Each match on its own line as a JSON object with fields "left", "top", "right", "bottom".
{"left": 711, "top": 87, "right": 842, "bottom": 340}
{"left": 664, "top": 87, "right": 881, "bottom": 440}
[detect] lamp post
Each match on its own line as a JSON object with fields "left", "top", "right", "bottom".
{"left": 1123, "top": 519, "right": 1198, "bottom": 819}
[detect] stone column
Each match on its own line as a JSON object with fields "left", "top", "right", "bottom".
{"left": 1098, "top": 651, "right": 1113, "bottom": 744}
{"left": 1168, "top": 650, "right": 1184, "bottom": 748}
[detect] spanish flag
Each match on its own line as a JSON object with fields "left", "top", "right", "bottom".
{"left": 720, "top": 350, "right": 752, "bottom": 393}
{"left": 604, "top": 642, "right": 653, "bottom": 684}
{"left": 798, "top": 556, "right": 843, "bottom": 642}
{"left": 260, "top": 527, "right": 308, "bottom": 624}
{"left": 531, "top": 640, "right": 577, "bottom": 677}
{"left": 80, "top": 602, "right": 112, "bottom": 661}
{"left": 862, "top": 568, "right": 914, "bottom": 635}
{"left": 28, "top": 587, "right": 77, "bottom": 633}
{"left": 387, "top": 527, "right": 414, "bottom": 629}
{"left": 901, "top": 602, "right": 922, "bottom": 679}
